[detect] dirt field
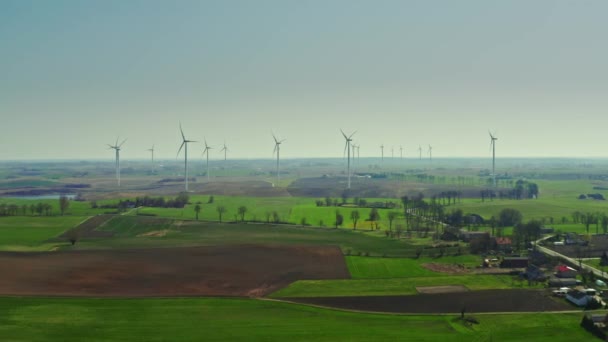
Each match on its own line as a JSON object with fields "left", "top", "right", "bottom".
{"left": 0, "top": 245, "right": 349, "bottom": 297}
{"left": 283, "top": 290, "right": 571, "bottom": 313}
{"left": 416, "top": 285, "right": 469, "bottom": 294}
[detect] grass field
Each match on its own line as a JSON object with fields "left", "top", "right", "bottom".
{"left": 0, "top": 297, "right": 594, "bottom": 341}
{"left": 270, "top": 274, "right": 542, "bottom": 298}
{"left": 346, "top": 255, "right": 480, "bottom": 279}
{"left": 70, "top": 216, "right": 459, "bottom": 258}
{"left": 0, "top": 216, "right": 85, "bottom": 251}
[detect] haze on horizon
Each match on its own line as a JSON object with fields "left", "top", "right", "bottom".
{"left": 1, "top": 0, "right": 607, "bottom": 161}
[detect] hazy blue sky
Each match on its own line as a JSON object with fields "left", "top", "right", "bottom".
{"left": 1, "top": 0, "right": 607, "bottom": 160}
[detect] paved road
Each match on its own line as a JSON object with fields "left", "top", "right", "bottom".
{"left": 536, "top": 236, "right": 607, "bottom": 279}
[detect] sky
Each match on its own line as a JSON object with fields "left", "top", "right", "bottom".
{"left": 1, "top": 0, "right": 608, "bottom": 160}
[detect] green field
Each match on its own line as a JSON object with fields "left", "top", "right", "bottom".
{"left": 0, "top": 297, "right": 594, "bottom": 341}
{"left": 0, "top": 216, "right": 85, "bottom": 251}
{"left": 270, "top": 274, "right": 540, "bottom": 298}
{"left": 346, "top": 255, "right": 480, "bottom": 279}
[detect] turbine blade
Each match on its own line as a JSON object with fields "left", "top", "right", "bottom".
{"left": 340, "top": 129, "right": 348, "bottom": 140}
{"left": 272, "top": 133, "right": 278, "bottom": 144}
{"left": 180, "top": 123, "right": 186, "bottom": 141}
{"left": 119, "top": 139, "right": 127, "bottom": 147}
{"left": 177, "top": 141, "right": 185, "bottom": 157}
{"left": 349, "top": 130, "right": 357, "bottom": 139}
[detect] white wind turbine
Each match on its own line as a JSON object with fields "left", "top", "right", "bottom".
{"left": 202, "top": 139, "right": 213, "bottom": 182}
{"left": 107, "top": 137, "right": 127, "bottom": 187}
{"left": 418, "top": 145, "right": 422, "bottom": 160}
{"left": 272, "top": 133, "right": 286, "bottom": 186}
{"left": 177, "top": 124, "right": 197, "bottom": 192}
{"left": 489, "top": 131, "right": 498, "bottom": 187}
{"left": 147, "top": 145, "right": 155, "bottom": 170}
{"left": 428, "top": 145, "right": 433, "bottom": 162}
{"left": 220, "top": 141, "right": 229, "bottom": 161}
{"left": 341, "top": 129, "right": 356, "bottom": 189}
{"left": 380, "top": 144, "right": 384, "bottom": 161}
{"left": 400, "top": 146, "right": 404, "bottom": 159}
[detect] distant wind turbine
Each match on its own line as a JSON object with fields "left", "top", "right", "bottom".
{"left": 400, "top": 146, "right": 404, "bottom": 159}
{"left": 203, "top": 139, "right": 213, "bottom": 182}
{"left": 380, "top": 144, "right": 384, "bottom": 161}
{"left": 428, "top": 145, "right": 433, "bottom": 162}
{"left": 341, "top": 129, "right": 356, "bottom": 189}
{"left": 418, "top": 145, "right": 422, "bottom": 160}
{"left": 220, "top": 141, "right": 229, "bottom": 161}
{"left": 489, "top": 131, "right": 498, "bottom": 187}
{"left": 272, "top": 133, "right": 286, "bottom": 186}
{"left": 147, "top": 145, "right": 155, "bottom": 169}
{"left": 107, "top": 137, "right": 126, "bottom": 187}
{"left": 391, "top": 146, "right": 394, "bottom": 159}
{"left": 177, "top": 124, "right": 197, "bottom": 191}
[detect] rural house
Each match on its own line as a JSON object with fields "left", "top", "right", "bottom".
{"left": 548, "top": 277, "right": 578, "bottom": 287}
{"left": 459, "top": 230, "right": 489, "bottom": 242}
{"left": 567, "top": 290, "right": 590, "bottom": 307}
{"left": 494, "top": 237, "right": 512, "bottom": 252}
{"left": 500, "top": 257, "right": 529, "bottom": 268}
{"left": 555, "top": 265, "right": 578, "bottom": 278}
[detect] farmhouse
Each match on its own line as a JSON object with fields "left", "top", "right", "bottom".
{"left": 548, "top": 277, "right": 578, "bottom": 287}
{"left": 460, "top": 230, "right": 489, "bottom": 242}
{"left": 494, "top": 237, "right": 512, "bottom": 252}
{"left": 567, "top": 290, "right": 590, "bottom": 307}
{"left": 500, "top": 257, "right": 529, "bottom": 268}
{"left": 555, "top": 265, "right": 578, "bottom": 278}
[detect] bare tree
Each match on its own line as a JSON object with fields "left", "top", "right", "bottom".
{"left": 351, "top": 210, "right": 360, "bottom": 230}
{"left": 59, "top": 195, "right": 70, "bottom": 216}
{"left": 238, "top": 206, "right": 247, "bottom": 222}
{"left": 194, "top": 204, "right": 201, "bottom": 220}
{"left": 387, "top": 212, "right": 397, "bottom": 232}
{"left": 217, "top": 205, "right": 226, "bottom": 223}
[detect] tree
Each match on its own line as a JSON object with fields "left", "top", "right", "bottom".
{"left": 66, "top": 229, "right": 79, "bottom": 246}
{"left": 369, "top": 208, "right": 380, "bottom": 230}
{"left": 238, "top": 206, "right": 247, "bottom": 222}
{"left": 335, "top": 211, "right": 344, "bottom": 228}
{"left": 387, "top": 212, "right": 398, "bottom": 232}
{"left": 194, "top": 204, "right": 201, "bottom": 220}
{"left": 59, "top": 195, "right": 70, "bottom": 215}
{"left": 272, "top": 211, "right": 280, "bottom": 223}
{"left": 498, "top": 208, "right": 523, "bottom": 227}
{"left": 216, "top": 205, "right": 226, "bottom": 223}
{"left": 208, "top": 195, "right": 214, "bottom": 204}
{"left": 351, "top": 210, "right": 360, "bottom": 230}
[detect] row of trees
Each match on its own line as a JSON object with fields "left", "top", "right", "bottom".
{"left": 572, "top": 211, "right": 608, "bottom": 234}
{"left": 0, "top": 202, "right": 54, "bottom": 216}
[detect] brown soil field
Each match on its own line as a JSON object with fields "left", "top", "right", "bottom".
{"left": 0, "top": 245, "right": 349, "bottom": 297}
{"left": 416, "top": 285, "right": 469, "bottom": 294}
{"left": 283, "top": 290, "right": 571, "bottom": 313}
{"left": 422, "top": 263, "right": 469, "bottom": 274}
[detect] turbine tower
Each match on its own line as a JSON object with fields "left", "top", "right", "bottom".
{"left": 107, "top": 138, "right": 126, "bottom": 187}
{"left": 177, "top": 124, "right": 196, "bottom": 192}
{"left": 380, "top": 144, "right": 384, "bottom": 161}
{"left": 341, "top": 129, "right": 356, "bottom": 189}
{"left": 203, "top": 139, "right": 213, "bottom": 182}
{"left": 147, "top": 145, "right": 155, "bottom": 169}
{"left": 489, "top": 131, "right": 498, "bottom": 187}
{"left": 418, "top": 145, "right": 422, "bottom": 160}
{"left": 391, "top": 146, "right": 394, "bottom": 159}
{"left": 400, "top": 146, "right": 404, "bottom": 159}
{"left": 272, "top": 133, "right": 286, "bottom": 186}
{"left": 428, "top": 145, "right": 433, "bottom": 162}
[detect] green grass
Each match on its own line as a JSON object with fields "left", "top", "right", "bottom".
{"left": 271, "top": 275, "right": 541, "bottom": 298}
{"left": 346, "top": 255, "right": 480, "bottom": 279}
{"left": 0, "top": 297, "right": 594, "bottom": 341}
{"left": 0, "top": 216, "right": 86, "bottom": 251}
{"left": 73, "top": 216, "right": 462, "bottom": 259}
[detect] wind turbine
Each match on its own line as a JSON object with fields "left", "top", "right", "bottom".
{"left": 428, "top": 145, "right": 433, "bottom": 162}
{"left": 351, "top": 143, "right": 358, "bottom": 172}
{"left": 202, "top": 139, "right": 213, "bottom": 182}
{"left": 391, "top": 146, "right": 394, "bottom": 159}
{"left": 147, "top": 145, "right": 155, "bottom": 170}
{"left": 489, "top": 131, "right": 498, "bottom": 187}
{"left": 400, "top": 146, "right": 404, "bottom": 159}
{"left": 341, "top": 129, "right": 356, "bottom": 189}
{"left": 177, "top": 124, "right": 197, "bottom": 192}
{"left": 380, "top": 144, "right": 384, "bottom": 161}
{"left": 272, "top": 133, "right": 286, "bottom": 186}
{"left": 220, "top": 141, "right": 229, "bottom": 161}
{"left": 418, "top": 145, "right": 422, "bottom": 160}
{"left": 107, "top": 137, "right": 126, "bottom": 187}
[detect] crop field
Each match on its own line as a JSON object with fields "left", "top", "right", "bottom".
{"left": 0, "top": 216, "right": 85, "bottom": 251}
{"left": 0, "top": 245, "right": 348, "bottom": 297}
{"left": 0, "top": 297, "right": 593, "bottom": 342}
{"left": 283, "top": 289, "right": 571, "bottom": 314}
{"left": 270, "top": 274, "right": 542, "bottom": 298}
{"left": 345, "top": 255, "right": 480, "bottom": 279}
